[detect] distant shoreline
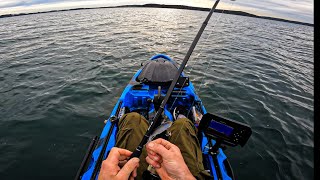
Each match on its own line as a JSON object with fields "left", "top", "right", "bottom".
{"left": 0, "top": 4, "right": 313, "bottom": 27}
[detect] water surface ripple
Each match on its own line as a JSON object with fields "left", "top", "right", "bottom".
{"left": 0, "top": 8, "right": 313, "bottom": 180}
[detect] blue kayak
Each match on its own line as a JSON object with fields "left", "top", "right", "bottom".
{"left": 75, "top": 54, "right": 250, "bottom": 180}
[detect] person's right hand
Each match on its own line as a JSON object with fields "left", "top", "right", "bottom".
{"left": 145, "top": 138, "right": 196, "bottom": 180}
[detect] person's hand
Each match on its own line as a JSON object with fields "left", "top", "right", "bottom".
{"left": 98, "top": 147, "right": 140, "bottom": 180}
{"left": 146, "top": 138, "right": 196, "bottom": 180}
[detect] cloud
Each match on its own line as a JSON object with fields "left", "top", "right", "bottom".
{"left": 0, "top": 0, "right": 85, "bottom": 8}
{"left": 0, "top": 0, "right": 314, "bottom": 23}
{"left": 0, "top": 0, "right": 53, "bottom": 8}
{"left": 0, "top": 0, "right": 126, "bottom": 14}
{"left": 222, "top": 0, "right": 313, "bottom": 23}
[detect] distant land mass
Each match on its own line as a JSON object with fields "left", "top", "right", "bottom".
{"left": 0, "top": 4, "right": 313, "bottom": 27}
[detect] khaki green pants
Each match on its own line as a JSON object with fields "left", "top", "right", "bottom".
{"left": 115, "top": 112, "right": 212, "bottom": 179}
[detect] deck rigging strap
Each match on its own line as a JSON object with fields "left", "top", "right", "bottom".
{"left": 130, "top": 0, "right": 221, "bottom": 159}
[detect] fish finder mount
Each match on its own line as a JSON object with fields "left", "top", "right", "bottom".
{"left": 198, "top": 113, "right": 252, "bottom": 154}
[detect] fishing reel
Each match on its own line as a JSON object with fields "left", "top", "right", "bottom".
{"left": 141, "top": 126, "right": 171, "bottom": 180}
{"left": 143, "top": 89, "right": 170, "bottom": 180}
{"left": 142, "top": 167, "right": 161, "bottom": 180}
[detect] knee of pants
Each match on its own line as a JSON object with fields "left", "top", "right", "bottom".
{"left": 170, "top": 118, "right": 197, "bottom": 135}
{"left": 174, "top": 118, "right": 193, "bottom": 126}
{"left": 119, "top": 112, "right": 147, "bottom": 127}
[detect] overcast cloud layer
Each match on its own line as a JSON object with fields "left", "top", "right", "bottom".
{"left": 0, "top": 0, "right": 314, "bottom": 23}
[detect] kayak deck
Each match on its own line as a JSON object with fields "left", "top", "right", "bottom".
{"left": 77, "top": 54, "right": 234, "bottom": 180}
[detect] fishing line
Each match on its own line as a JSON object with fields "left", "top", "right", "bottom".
{"left": 186, "top": 3, "right": 237, "bottom": 118}
{"left": 186, "top": 8, "right": 227, "bottom": 75}
{"left": 186, "top": 2, "right": 236, "bottom": 118}
{"left": 169, "top": 2, "right": 236, "bottom": 115}
{"left": 196, "top": 4, "right": 235, "bottom": 93}
{"left": 168, "top": 3, "right": 236, "bottom": 147}
{"left": 168, "top": 10, "right": 224, "bottom": 112}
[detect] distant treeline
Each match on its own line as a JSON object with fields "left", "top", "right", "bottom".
{"left": 0, "top": 4, "right": 313, "bottom": 27}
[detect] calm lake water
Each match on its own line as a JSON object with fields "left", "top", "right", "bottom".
{"left": 0, "top": 7, "right": 314, "bottom": 180}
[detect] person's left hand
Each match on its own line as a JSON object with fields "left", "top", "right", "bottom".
{"left": 98, "top": 147, "right": 140, "bottom": 180}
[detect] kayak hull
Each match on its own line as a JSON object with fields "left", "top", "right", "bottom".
{"left": 78, "top": 54, "right": 234, "bottom": 180}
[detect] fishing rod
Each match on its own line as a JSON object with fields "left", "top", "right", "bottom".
{"left": 130, "top": 0, "right": 221, "bottom": 159}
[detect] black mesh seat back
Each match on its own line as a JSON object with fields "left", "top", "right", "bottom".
{"left": 137, "top": 59, "right": 178, "bottom": 84}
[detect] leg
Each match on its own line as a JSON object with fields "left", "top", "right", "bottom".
{"left": 168, "top": 118, "right": 212, "bottom": 180}
{"left": 115, "top": 112, "right": 149, "bottom": 179}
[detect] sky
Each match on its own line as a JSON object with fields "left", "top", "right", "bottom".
{"left": 0, "top": 0, "right": 314, "bottom": 23}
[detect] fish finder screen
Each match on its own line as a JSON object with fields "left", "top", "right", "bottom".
{"left": 209, "top": 120, "right": 234, "bottom": 137}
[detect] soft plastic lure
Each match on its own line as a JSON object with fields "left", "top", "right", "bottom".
{"left": 147, "top": 121, "right": 172, "bottom": 142}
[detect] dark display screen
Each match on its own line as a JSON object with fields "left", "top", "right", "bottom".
{"left": 201, "top": 113, "right": 252, "bottom": 147}
{"left": 209, "top": 120, "right": 234, "bottom": 137}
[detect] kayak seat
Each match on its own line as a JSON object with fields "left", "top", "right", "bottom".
{"left": 137, "top": 58, "right": 178, "bottom": 85}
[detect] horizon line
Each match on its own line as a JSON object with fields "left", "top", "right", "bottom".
{"left": 0, "top": 4, "right": 314, "bottom": 27}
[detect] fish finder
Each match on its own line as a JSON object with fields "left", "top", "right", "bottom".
{"left": 199, "top": 113, "right": 252, "bottom": 147}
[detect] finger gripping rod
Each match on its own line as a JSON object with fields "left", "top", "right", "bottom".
{"left": 130, "top": 0, "right": 221, "bottom": 159}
